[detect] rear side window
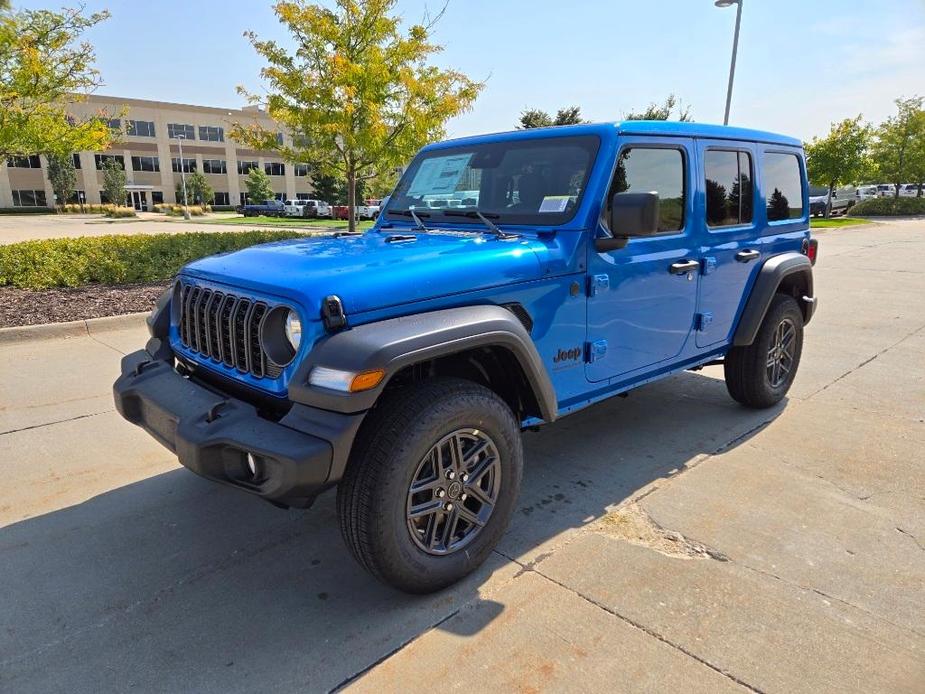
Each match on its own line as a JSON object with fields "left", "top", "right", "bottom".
{"left": 763, "top": 153, "right": 804, "bottom": 221}
{"left": 610, "top": 147, "right": 686, "bottom": 232}
{"left": 705, "top": 150, "right": 753, "bottom": 227}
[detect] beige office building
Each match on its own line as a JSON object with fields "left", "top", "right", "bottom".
{"left": 0, "top": 95, "right": 314, "bottom": 210}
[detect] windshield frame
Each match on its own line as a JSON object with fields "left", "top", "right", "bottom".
{"left": 384, "top": 134, "right": 602, "bottom": 228}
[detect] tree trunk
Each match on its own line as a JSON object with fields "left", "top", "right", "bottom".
{"left": 918, "top": 182, "right": 923, "bottom": 198}
{"left": 346, "top": 168, "right": 357, "bottom": 234}
{"left": 825, "top": 182, "right": 834, "bottom": 219}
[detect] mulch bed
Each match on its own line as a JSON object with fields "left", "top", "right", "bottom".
{"left": 0, "top": 282, "right": 169, "bottom": 328}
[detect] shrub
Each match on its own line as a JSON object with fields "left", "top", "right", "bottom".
{"left": 0, "top": 230, "right": 305, "bottom": 289}
{"left": 848, "top": 196, "right": 925, "bottom": 216}
{"left": 104, "top": 205, "right": 137, "bottom": 218}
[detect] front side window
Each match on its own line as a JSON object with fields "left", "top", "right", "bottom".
{"left": 764, "top": 153, "right": 804, "bottom": 221}
{"left": 386, "top": 135, "right": 600, "bottom": 225}
{"left": 705, "top": 150, "right": 753, "bottom": 227}
{"left": 607, "top": 147, "right": 686, "bottom": 232}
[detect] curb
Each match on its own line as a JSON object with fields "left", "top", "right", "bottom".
{"left": 0, "top": 312, "right": 148, "bottom": 345}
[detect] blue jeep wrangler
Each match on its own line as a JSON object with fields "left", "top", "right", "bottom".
{"left": 114, "top": 121, "right": 818, "bottom": 593}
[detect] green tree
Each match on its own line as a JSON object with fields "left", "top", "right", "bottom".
{"left": 101, "top": 157, "right": 126, "bottom": 206}
{"left": 309, "top": 168, "right": 340, "bottom": 203}
{"left": 805, "top": 115, "right": 871, "bottom": 217}
{"left": 0, "top": 4, "right": 113, "bottom": 159}
{"left": 624, "top": 94, "right": 692, "bottom": 122}
{"left": 186, "top": 171, "right": 214, "bottom": 206}
{"left": 517, "top": 105, "right": 585, "bottom": 129}
{"left": 244, "top": 166, "right": 274, "bottom": 203}
{"left": 46, "top": 153, "right": 77, "bottom": 211}
{"left": 872, "top": 96, "right": 924, "bottom": 198}
{"left": 231, "top": 0, "right": 482, "bottom": 232}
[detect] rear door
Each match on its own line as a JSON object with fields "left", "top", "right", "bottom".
{"left": 586, "top": 136, "right": 699, "bottom": 382}
{"left": 694, "top": 142, "right": 762, "bottom": 348}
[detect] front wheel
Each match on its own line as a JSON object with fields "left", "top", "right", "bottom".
{"left": 724, "top": 293, "right": 804, "bottom": 409}
{"left": 337, "top": 378, "right": 522, "bottom": 593}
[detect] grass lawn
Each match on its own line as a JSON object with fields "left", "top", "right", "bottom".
{"left": 196, "top": 215, "right": 375, "bottom": 231}
{"left": 810, "top": 217, "right": 872, "bottom": 229}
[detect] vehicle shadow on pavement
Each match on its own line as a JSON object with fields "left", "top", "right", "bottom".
{"left": 1, "top": 370, "right": 783, "bottom": 693}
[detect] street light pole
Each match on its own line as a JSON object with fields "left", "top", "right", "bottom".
{"left": 176, "top": 134, "right": 191, "bottom": 220}
{"left": 715, "top": 0, "right": 743, "bottom": 126}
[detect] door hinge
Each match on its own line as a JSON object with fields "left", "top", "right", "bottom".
{"left": 702, "top": 256, "right": 717, "bottom": 275}
{"left": 585, "top": 339, "right": 608, "bottom": 362}
{"left": 696, "top": 312, "right": 714, "bottom": 331}
{"left": 588, "top": 274, "right": 610, "bottom": 297}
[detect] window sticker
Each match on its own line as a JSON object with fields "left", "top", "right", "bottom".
{"left": 407, "top": 154, "right": 473, "bottom": 197}
{"left": 538, "top": 195, "right": 570, "bottom": 213}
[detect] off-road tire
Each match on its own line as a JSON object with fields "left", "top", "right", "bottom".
{"left": 724, "top": 293, "right": 804, "bottom": 409}
{"left": 337, "top": 378, "right": 523, "bottom": 593}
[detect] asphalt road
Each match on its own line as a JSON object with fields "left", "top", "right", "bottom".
{"left": 1, "top": 220, "right": 923, "bottom": 692}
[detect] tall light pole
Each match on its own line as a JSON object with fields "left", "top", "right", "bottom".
{"left": 715, "top": 0, "right": 743, "bottom": 126}
{"left": 175, "top": 134, "right": 191, "bottom": 220}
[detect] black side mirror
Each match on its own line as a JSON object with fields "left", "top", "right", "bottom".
{"left": 595, "top": 192, "right": 660, "bottom": 252}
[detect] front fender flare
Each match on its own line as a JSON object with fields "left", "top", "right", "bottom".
{"left": 288, "top": 305, "right": 558, "bottom": 422}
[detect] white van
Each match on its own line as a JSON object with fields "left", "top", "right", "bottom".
{"left": 855, "top": 185, "right": 878, "bottom": 202}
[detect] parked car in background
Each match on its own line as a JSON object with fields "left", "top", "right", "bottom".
{"left": 899, "top": 184, "right": 922, "bottom": 198}
{"left": 243, "top": 199, "right": 286, "bottom": 217}
{"left": 284, "top": 200, "right": 307, "bottom": 217}
{"left": 300, "top": 199, "right": 333, "bottom": 218}
{"left": 855, "top": 185, "right": 878, "bottom": 202}
{"left": 332, "top": 202, "right": 380, "bottom": 220}
{"left": 809, "top": 185, "right": 853, "bottom": 216}
{"left": 877, "top": 183, "right": 897, "bottom": 198}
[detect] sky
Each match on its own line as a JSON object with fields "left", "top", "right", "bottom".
{"left": 16, "top": 0, "right": 925, "bottom": 142}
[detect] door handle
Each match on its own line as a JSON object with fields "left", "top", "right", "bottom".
{"left": 735, "top": 249, "right": 760, "bottom": 263}
{"left": 668, "top": 259, "right": 700, "bottom": 275}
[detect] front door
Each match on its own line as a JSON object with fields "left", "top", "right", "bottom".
{"left": 694, "top": 143, "right": 761, "bottom": 348}
{"left": 130, "top": 191, "right": 148, "bottom": 211}
{"left": 586, "top": 137, "right": 699, "bottom": 383}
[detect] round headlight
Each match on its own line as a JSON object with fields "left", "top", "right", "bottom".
{"left": 285, "top": 310, "right": 302, "bottom": 351}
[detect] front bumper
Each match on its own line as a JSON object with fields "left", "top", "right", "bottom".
{"left": 114, "top": 349, "right": 359, "bottom": 507}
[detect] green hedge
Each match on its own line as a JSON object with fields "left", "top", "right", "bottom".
{"left": 848, "top": 196, "right": 925, "bottom": 216}
{"left": 0, "top": 230, "right": 305, "bottom": 290}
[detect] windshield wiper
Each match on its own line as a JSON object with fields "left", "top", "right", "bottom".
{"left": 388, "top": 209, "right": 431, "bottom": 232}
{"left": 442, "top": 210, "right": 517, "bottom": 239}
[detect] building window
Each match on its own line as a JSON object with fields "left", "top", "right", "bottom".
{"left": 609, "top": 147, "right": 686, "bottom": 233}
{"left": 152, "top": 191, "right": 164, "bottom": 205}
{"left": 239, "top": 192, "right": 250, "bottom": 206}
{"left": 72, "top": 153, "right": 82, "bottom": 169}
{"left": 213, "top": 192, "right": 230, "bottom": 206}
{"left": 171, "top": 157, "right": 197, "bottom": 173}
{"left": 237, "top": 160, "right": 258, "bottom": 175}
{"left": 294, "top": 163, "right": 309, "bottom": 177}
{"left": 167, "top": 123, "right": 195, "bottom": 140}
{"left": 265, "top": 162, "right": 285, "bottom": 176}
{"left": 95, "top": 154, "right": 125, "bottom": 170}
{"left": 131, "top": 155, "right": 160, "bottom": 172}
{"left": 126, "top": 120, "right": 156, "bottom": 137}
{"left": 65, "top": 190, "right": 85, "bottom": 204}
{"left": 276, "top": 133, "right": 284, "bottom": 146}
{"left": 296, "top": 193, "right": 311, "bottom": 201}
{"left": 763, "top": 153, "right": 804, "bottom": 222}
{"left": 202, "top": 159, "right": 227, "bottom": 174}
{"left": 107, "top": 118, "right": 122, "bottom": 131}
{"left": 274, "top": 192, "right": 285, "bottom": 201}
{"left": 705, "top": 150, "right": 754, "bottom": 227}
{"left": 12, "top": 189, "right": 48, "bottom": 207}
{"left": 7, "top": 155, "right": 41, "bottom": 168}
{"left": 199, "top": 125, "right": 224, "bottom": 142}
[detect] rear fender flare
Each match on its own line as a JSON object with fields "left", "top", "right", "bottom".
{"left": 733, "top": 252, "right": 814, "bottom": 347}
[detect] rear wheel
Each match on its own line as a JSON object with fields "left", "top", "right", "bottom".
{"left": 724, "top": 293, "right": 804, "bottom": 409}
{"left": 337, "top": 378, "right": 522, "bottom": 593}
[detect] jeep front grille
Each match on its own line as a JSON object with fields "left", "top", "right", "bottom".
{"left": 177, "top": 284, "right": 282, "bottom": 379}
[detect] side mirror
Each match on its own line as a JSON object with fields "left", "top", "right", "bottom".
{"left": 596, "top": 192, "right": 660, "bottom": 252}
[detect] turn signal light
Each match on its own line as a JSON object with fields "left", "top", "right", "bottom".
{"left": 807, "top": 239, "right": 818, "bottom": 265}
{"left": 349, "top": 369, "right": 385, "bottom": 392}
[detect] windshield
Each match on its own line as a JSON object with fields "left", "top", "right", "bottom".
{"left": 808, "top": 186, "right": 829, "bottom": 197}
{"left": 385, "top": 135, "right": 600, "bottom": 226}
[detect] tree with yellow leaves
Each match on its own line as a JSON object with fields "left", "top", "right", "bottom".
{"left": 232, "top": 0, "right": 482, "bottom": 232}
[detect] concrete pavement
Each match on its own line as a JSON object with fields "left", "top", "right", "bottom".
{"left": 1, "top": 220, "right": 923, "bottom": 692}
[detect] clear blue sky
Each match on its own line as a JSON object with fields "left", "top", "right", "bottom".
{"left": 16, "top": 0, "right": 925, "bottom": 141}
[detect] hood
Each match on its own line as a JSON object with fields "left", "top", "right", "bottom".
{"left": 181, "top": 230, "right": 548, "bottom": 316}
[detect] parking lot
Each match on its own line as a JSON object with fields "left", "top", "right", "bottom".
{"left": 1, "top": 219, "right": 923, "bottom": 692}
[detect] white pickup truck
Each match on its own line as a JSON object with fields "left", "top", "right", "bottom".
{"left": 284, "top": 199, "right": 332, "bottom": 218}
